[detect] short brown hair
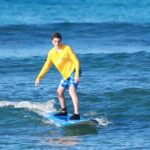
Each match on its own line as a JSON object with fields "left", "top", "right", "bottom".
{"left": 52, "top": 32, "right": 62, "bottom": 40}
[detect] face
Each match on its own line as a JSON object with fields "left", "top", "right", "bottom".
{"left": 52, "top": 37, "right": 62, "bottom": 49}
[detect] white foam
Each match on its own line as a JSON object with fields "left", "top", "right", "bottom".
{"left": 84, "top": 111, "right": 111, "bottom": 126}
{"left": 0, "top": 100, "right": 56, "bottom": 116}
{"left": 95, "top": 117, "right": 111, "bottom": 126}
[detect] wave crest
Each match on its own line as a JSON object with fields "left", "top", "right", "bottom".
{"left": 0, "top": 100, "right": 56, "bottom": 116}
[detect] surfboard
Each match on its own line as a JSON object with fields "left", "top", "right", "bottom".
{"left": 44, "top": 112, "right": 98, "bottom": 127}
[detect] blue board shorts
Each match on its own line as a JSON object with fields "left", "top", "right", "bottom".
{"left": 59, "top": 70, "right": 81, "bottom": 89}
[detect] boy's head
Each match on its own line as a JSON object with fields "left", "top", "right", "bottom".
{"left": 51, "top": 32, "right": 62, "bottom": 48}
{"left": 52, "top": 32, "right": 62, "bottom": 41}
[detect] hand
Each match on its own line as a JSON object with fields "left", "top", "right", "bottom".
{"left": 74, "top": 77, "right": 80, "bottom": 83}
{"left": 35, "top": 79, "right": 40, "bottom": 87}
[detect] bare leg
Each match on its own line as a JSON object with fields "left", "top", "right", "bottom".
{"left": 69, "top": 86, "right": 79, "bottom": 114}
{"left": 57, "top": 87, "right": 66, "bottom": 109}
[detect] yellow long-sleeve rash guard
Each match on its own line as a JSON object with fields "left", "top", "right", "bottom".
{"left": 36, "top": 45, "right": 80, "bottom": 81}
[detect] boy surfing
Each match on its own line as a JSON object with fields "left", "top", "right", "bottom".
{"left": 35, "top": 32, "right": 81, "bottom": 120}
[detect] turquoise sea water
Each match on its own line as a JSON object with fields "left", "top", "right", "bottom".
{"left": 0, "top": 0, "right": 150, "bottom": 149}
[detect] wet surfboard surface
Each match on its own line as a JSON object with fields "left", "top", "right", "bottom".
{"left": 44, "top": 113, "right": 98, "bottom": 127}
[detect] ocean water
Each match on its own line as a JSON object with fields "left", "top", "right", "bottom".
{"left": 0, "top": 0, "right": 150, "bottom": 149}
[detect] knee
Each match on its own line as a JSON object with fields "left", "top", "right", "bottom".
{"left": 69, "top": 87, "right": 76, "bottom": 96}
{"left": 57, "top": 89, "right": 64, "bottom": 98}
{"left": 68, "top": 90, "right": 72, "bottom": 96}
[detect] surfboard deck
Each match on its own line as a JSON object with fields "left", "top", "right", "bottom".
{"left": 44, "top": 112, "right": 98, "bottom": 127}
